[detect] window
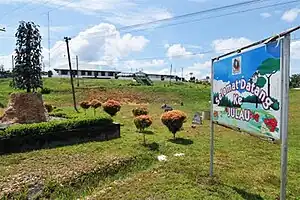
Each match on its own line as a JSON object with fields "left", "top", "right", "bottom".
{"left": 94, "top": 72, "right": 98, "bottom": 76}
{"left": 108, "top": 72, "right": 114, "bottom": 76}
{"left": 87, "top": 71, "right": 92, "bottom": 76}
{"left": 81, "top": 71, "right": 86, "bottom": 75}
{"left": 61, "top": 70, "right": 68, "bottom": 75}
{"left": 101, "top": 72, "right": 106, "bottom": 76}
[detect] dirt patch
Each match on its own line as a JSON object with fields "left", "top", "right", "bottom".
{"left": 85, "top": 89, "right": 152, "bottom": 104}
{"left": 84, "top": 88, "right": 180, "bottom": 105}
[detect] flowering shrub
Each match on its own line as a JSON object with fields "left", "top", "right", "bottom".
{"left": 90, "top": 99, "right": 102, "bottom": 116}
{"left": 132, "top": 107, "right": 148, "bottom": 117}
{"left": 80, "top": 101, "right": 90, "bottom": 114}
{"left": 161, "top": 110, "right": 187, "bottom": 139}
{"left": 44, "top": 103, "right": 53, "bottom": 113}
{"left": 264, "top": 118, "right": 278, "bottom": 132}
{"left": 134, "top": 115, "right": 152, "bottom": 145}
{"left": 134, "top": 115, "right": 152, "bottom": 132}
{"left": 103, "top": 100, "right": 121, "bottom": 116}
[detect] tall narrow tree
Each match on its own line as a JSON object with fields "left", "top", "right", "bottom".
{"left": 11, "top": 21, "right": 43, "bottom": 92}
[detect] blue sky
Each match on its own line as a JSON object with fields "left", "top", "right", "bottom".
{"left": 0, "top": 0, "right": 300, "bottom": 78}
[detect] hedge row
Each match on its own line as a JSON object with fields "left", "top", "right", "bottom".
{"left": 0, "top": 116, "right": 113, "bottom": 138}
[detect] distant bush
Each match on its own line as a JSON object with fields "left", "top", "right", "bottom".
{"left": 80, "top": 101, "right": 91, "bottom": 114}
{"left": 161, "top": 110, "right": 187, "bottom": 139}
{"left": 90, "top": 99, "right": 102, "bottom": 116}
{"left": 134, "top": 115, "right": 152, "bottom": 145}
{"left": 103, "top": 100, "right": 121, "bottom": 116}
{"left": 41, "top": 87, "right": 51, "bottom": 94}
{"left": 0, "top": 102, "right": 4, "bottom": 108}
{"left": 44, "top": 103, "right": 53, "bottom": 113}
{"left": 132, "top": 107, "right": 148, "bottom": 117}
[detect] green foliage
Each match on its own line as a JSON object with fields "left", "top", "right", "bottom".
{"left": 290, "top": 74, "right": 300, "bottom": 88}
{"left": 47, "top": 70, "right": 53, "bottom": 78}
{"left": 270, "top": 97, "right": 280, "bottom": 111}
{"left": 257, "top": 58, "right": 280, "bottom": 75}
{"left": 1, "top": 117, "right": 112, "bottom": 138}
{"left": 0, "top": 102, "right": 4, "bottom": 108}
{"left": 242, "top": 95, "right": 262, "bottom": 104}
{"left": 132, "top": 107, "right": 148, "bottom": 117}
{"left": 41, "top": 87, "right": 51, "bottom": 94}
{"left": 44, "top": 103, "right": 53, "bottom": 113}
{"left": 11, "top": 21, "right": 43, "bottom": 92}
{"left": 256, "top": 77, "right": 267, "bottom": 87}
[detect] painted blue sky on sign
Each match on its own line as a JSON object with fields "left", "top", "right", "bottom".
{"left": 213, "top": 41, "right": 281, "bottom": 83}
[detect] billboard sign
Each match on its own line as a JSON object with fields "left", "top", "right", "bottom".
{"left": 212, "top": 41, "right": 282, "bottom": 140}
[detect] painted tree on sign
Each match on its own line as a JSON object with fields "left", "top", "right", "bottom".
{"left": 257, "top": 58, "right": 280, "bottom": 97}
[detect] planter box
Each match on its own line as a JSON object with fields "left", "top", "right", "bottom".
{"left": 0, "top": 123, "right": 120, "bottom": 154}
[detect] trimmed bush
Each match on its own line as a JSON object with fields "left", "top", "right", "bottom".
{"left": 132, "top": 107, "right": 148, "bottom": 117}
{"left": 161, "top": 110, "right": 187, "bottom": 139}
{"left": 134, "top": 115, "right": 152, "bottom": 145}
{"left": 80, "top": 101, "right": 90, "bottom": 114}
{"left": 44, "top": 103, "right": 53, "bottom": 113}
{"left": 1, "top": 116, "right": 112, "bottom": 138}
{"left": 90, "top": 99, "right": 102, "bottom": 116}
{"left": 103, "top": 100, "right": 121, "bottom": 116}
{"left": 41, "top": 87, "right": 51, "bottom": 94}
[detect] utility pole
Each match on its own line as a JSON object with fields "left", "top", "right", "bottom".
{"left": 64, "top": 37, "right": 79, "bottom": 113}
{"left": 11, "top": 55, "right": 14, "bottom": 70}
{"left": 48, "top": 12, "right": 51, "bottom": 70}
{"left": 76, "top": 55, "right": 79, "bottom": 87}
{"left": 169, "top": 64, "right": 172, "bottom": 85}
{"left": 181, "top": 67, "right": 183, "bottom": 82}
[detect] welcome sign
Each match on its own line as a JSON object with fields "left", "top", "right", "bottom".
{"left": 212, "top": 41, "right": 282, "bottom": 140}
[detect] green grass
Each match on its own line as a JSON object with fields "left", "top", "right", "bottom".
{"left": 0, "top": 78, "right": 299, "bottom": 200}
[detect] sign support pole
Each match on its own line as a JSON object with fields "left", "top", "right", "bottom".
{"left": 280, "top": 34, "right": 290, "bottom": 200}
{"left": 210, "top": 59, "right": 215, "bottom": 177}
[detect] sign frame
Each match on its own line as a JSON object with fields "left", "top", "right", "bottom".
{"left": 209, "top": 34, "right": 291, "bottom": 200}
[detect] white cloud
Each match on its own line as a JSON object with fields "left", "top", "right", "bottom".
{"left": 291, "top": 40, "right": 300, "bottom": 59}
{"left": 260, "top": 12, "right": 271, "bottom": 18}
{"left": 212, "top": 37, "right": 252, "bottom": 54}
{"left": 281, "top": 8, "right": 300, "bottom": 22}
{"left": 184, "top": 61, "right": 211, "bottom": 79}
{"left": 40, "top": 23, "right": 149, "bottom": 70}
{"left": 123, "top": 59, "right": 167, "bottom": 71}
{"left": 166, "top": 44, "right": 204, "bottom": 59}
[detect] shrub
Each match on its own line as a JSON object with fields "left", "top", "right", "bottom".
{"left": 80, "top": 101, "right": 90, "bottom": 115}
{"left": 161, "top": 110, "right": 187, "bottom": 139}
{"left": 0, "top": 102, "right": 4, "bottom": 108}
{"left": 132, "top": 107, "right": 148, "bottom": 117}
{"left": 134, "top": 115, "right": 152, "bottom": 145}
{"left": 41, "top": 87, "right": 51, "bottom": 94}
{"left": 44, "top": 103, "right": 53, "bottom": 113}
{"left": 90, "top": 99, "right": 102, "bottom": 116}
{"left": 1, "top": 117, "right": 113, "bottom": 138}
{"left": 103, "top": 100, "right": 121, "bottom": 116}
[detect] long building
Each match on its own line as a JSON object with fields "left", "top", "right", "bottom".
{"left": 54, "top": 68, "right": 184, "bottom": 82}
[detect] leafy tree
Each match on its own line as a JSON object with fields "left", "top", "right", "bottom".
{"left": 290, "top": 74, "right": 300, "bottom": 88}
{"left": 47, "top": 70, "right": 53, "bottom": 78}
{"left": 257, "top": 58, "right": 280, "bottom": 96}
{"left": 11, "top": 21, "right": 43, "bottom": 92}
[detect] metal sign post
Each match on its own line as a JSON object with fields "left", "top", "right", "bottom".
{"left": 280, "top": 34, "right": 290, "bottom": 200}
{"left": 210, "top": 59, "right": 215, "bottom": 177}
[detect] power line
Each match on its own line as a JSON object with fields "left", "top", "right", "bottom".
{"left": 40, "top": 0, "right": 77, "bottom": 15}
{"left": 65, "top": 0, "right": 300, "bottom": 41}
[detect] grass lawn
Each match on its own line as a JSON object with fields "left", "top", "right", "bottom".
{"left": 0, "top": 78, "right": 299, "bottom": 200}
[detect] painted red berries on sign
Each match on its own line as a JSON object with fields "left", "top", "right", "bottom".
{"left": 252, "top": 113, "right": 259, "bottom": 122}
{"left": 263, "top": 118, "right": 278, "bottom": 132}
